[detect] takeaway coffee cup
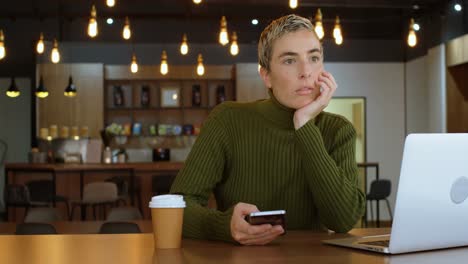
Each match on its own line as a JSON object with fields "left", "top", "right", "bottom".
{"left": 149, "top": 195, "right": 186, "bottom": 249}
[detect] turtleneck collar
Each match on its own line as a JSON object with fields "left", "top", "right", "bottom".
{"left": 256, "top": 89, "right": 296, "bottom": 129}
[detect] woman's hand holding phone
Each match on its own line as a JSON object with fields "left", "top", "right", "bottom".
{"left": 230, "top": 202, "right": 285, "bottom": 246}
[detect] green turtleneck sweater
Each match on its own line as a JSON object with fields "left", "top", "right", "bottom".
{"left": 170, "top": 95, "right": 366, "bottom": 243}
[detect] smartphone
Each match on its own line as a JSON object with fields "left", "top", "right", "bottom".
{"left": 245, "top": 210, "right": 286, "bottom": 229}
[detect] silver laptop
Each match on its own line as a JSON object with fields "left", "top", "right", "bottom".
{"left": 323, "top": 133, "right": 468, "bottom": 254}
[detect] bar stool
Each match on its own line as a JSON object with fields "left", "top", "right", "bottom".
{"left": 69, "top": 182, "right": 119, "bottom": 220}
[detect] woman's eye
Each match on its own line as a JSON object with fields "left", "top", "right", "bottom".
{"left": 310, "top": 56, "right": 320, "bottom": 62}
{"left": 283, "top": 58, "right": 295, "bottom": 64}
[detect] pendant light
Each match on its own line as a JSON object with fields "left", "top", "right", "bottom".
{"left": 219, "top": 16, "right": 229, "bottom": 46}
{"left": 36, "top": 33, "right": 45, "bottom": 54}
{"left": 122, "top": 16, "right": 131, "bottom": 40}
{"left": 333, "top": 16, "right": 343, "bottom": 45}
{"left": 196, "top": 54, "right": 205, "bottom": 76}
{"left": 51, "top": 39, "right": 60, "bottom": 63}
{"left": 6, "top": 77, "right": 20, "bottom": 98}
{"left": 289, "top": 0, "right": 298, "bottom": 9}
{"left": 87, "top": 5, "right": 98, "bottom": 38}
{"left": 193, "top": 0, "right": 202, "bottom": 4}
{"left": 0, "top": 30, "right": 5, "bottom": 60}
{"left": 230, "top": 32, "right": 239, "bottom": 56}
{"left": 407, "top": 18, "right": 417, "bottom": 48}
{"left": 35, "top": 76, "right": 49, "bottom": 98}
{"left": 314, "top": 9, "right": 324, "bottom": 40}
{"left": 160, "top": 50, "right": 168, "bottom": 75}
{"left": 130, "top": 53, "right": 138, "bottom": 73}
{"left": 106, "top": 0, "right": 115, "bottom": 7}
{"left": 64, "top": 76, "right": 77, "bottom": 97}
{"left": 180, "top": 34, "right": 189, "bottom": 55}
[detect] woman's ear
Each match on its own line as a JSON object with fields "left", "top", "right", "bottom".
{"left": 259, "top": 66, "right": 272, "bottom": 89}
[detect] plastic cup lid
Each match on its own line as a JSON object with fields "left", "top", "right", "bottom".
{"left": 149, "top": 194, "right": 186, "bottom": 208}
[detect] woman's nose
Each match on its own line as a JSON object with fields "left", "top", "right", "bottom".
{"left": 299, "top": 63, "right": 313, "bottom": 79}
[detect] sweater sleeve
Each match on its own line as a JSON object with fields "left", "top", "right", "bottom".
{"left": 295, "top": 119, "right": 365, "bottom": 232}
{"left": 170, "top": 105, "right": 235, "bottom": 243}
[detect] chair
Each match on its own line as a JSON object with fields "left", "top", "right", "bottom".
{"left": 105, "top": 175, "right": 143, "bottom": 215}
{"left": 0, "top": 138, "right": 6, "bottom": 164}
{"left": 69, "top": 182, "right": 119, "bottom": 221}
{"left": 4, "top": 184, "right": 50, "bottom": 220}
{"left": 15, "top": 223, "right": 57, "bottom": 235}
{"left": 366, "top": 179, "right": 393, "bottom": 226}
{"left": 26, "top": 179, "right": 70, "bottom": 215}
{"left": 24, "top": 208, "right": 63, "bottom": 223}
{"left": 152, "top": 174, "right": 176, "bottom": 195}
{"left": 106, "top": 207, "right": 142, "bottom": 221}
{"left": 99, "top": 222, "right": 141, "bottom": 234}
{"left": 0, "top": 139, "right": 7, "bottom": 217}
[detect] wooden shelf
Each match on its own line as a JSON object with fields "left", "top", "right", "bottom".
{"left": 107, "top": 106, "right": 214, "bottom": 111}
{"left": 103, "top": 66, "right": 236, "bottom": 142}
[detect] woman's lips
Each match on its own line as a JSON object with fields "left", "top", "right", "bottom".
{"left": 295, "top": 87, "right": 314, "bottom": 96}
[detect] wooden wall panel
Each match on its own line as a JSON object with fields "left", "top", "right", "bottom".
{"left": 446, "top": 34, "right": 468, "bottom": 133}
{"left": 36, "top": 63, "right": 104, "bottom": 138}
{"left": 446, "top": 69, "right": 468, "bottom": 132}
{"left": 446, "top": 36, "right": 464, "bottom": 67}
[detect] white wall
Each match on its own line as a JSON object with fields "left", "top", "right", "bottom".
{"left": 327, "top": 63, "right": 406, "bottom": 221}
{"left": 406, "top": 56, "right": 430, "bottom": 134}
{"left": 0, "top": 77, "right": 31, "bottom": 210}
{"left": 427, "top": 45, "right": 447, "bottom": 133}
{"left": 237, "top": 62, "right": 407, "bottom": 221}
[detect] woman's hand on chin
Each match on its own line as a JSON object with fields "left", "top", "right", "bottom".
{"left": 293, "top": 71, "right": 338, "bottom": 130}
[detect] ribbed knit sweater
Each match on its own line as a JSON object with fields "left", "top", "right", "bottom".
{"left": 170, "top": 95, "right": 366, "bottom": 243}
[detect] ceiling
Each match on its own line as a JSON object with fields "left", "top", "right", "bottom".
{"left": 0, "top": 0, "right": 452, "bottom": 43}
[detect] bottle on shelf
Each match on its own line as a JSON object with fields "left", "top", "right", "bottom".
{"left": 216, "top": 85, "right": 226, "bottom": 105}
{"left": 47, "top": 148, "right": 55, "bottom": 164}
{"left": 102, "top": 146, "right": 112, "bottom": 164}
{"left": 113, "top": 85, "right": 125, "bottom": 107}
{"left": 141, "top": 85, "right": 150, "bottom": 107}
{"left": 192, "top": 84, "right": 201, "bottom": 107}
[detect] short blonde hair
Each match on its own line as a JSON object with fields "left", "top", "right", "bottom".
{"left": 258, "top": 14, "right": 320, "bottom": 71}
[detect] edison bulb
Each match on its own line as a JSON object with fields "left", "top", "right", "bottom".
{"left": 315, "top": 22, "right": 324, "bottom": 40}
{"left": 197, "top": 63, "right": 205, "bottom": 76}
{"left": 88, "top": 18, "right": 98, "bottom": 37}
{"left": 36, "top": 33, "right": 45, "bottom": 54}
{"left": 106, "top": 0, "right": 115, "bottom": 7}
{"left": 160, "top": 62, "right": 168, "bottom": 75}
{"left": 219, "top": 29, "right": 229, "bottom": 46}
{"left": 51, "top": 39, "right": 60, "bottom": 63}
{"left": 130, "top": 60, "right": 138, "bottom": 73}
{"left": 289, "top": 0, "right": 298, "bottom": 9}
{"left": 230, "top": 41, "right": 239, "bottom": 56}
{"left": 0, "top": 43, "right": 5, "bottom": 60}
{"left": 407, "top": 30, "right": 417, "bottom": 47}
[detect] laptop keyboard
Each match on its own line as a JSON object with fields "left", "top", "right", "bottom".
{"left": 358, "top": 239, "right": 390, "bottom": 247}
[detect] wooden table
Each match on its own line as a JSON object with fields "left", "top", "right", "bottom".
{"left": 0, "top": 220, "right": 153, "bottom": 234}
{"left": 0, "top": 228, "right": 467, "bottom": 264}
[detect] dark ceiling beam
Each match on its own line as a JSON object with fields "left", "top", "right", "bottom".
{"left": 204, "top": 0, "right": 438, "bottom": 9}
{"left": 0, "top": 11, "right": 404, "bottom": 22}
